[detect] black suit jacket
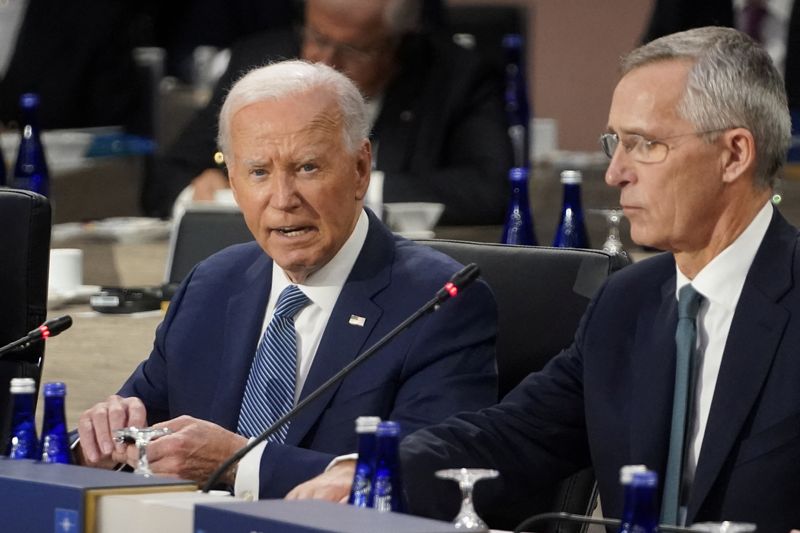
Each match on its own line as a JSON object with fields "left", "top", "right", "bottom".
{"left": 142, "top": 29, "right": 512, "bottom": 225}
{"left": 402, "top": 209, "right": 800, "bottom": 532}
{"left": 0, "top": 0, "right": 138, "bottom": 130}
{"left": 642, "top": 0, "right": 800, "bottom": 110}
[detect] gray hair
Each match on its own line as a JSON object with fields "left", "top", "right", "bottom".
{"left": 217, "top": 60, "right": 370, "bottom": 159}
{"left": 622, "top": 26, "right": 790, "bottom": 189}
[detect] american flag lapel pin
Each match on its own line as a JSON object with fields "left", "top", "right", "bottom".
{"left": 348, "top": 314, "right": 366, "bottom": 327}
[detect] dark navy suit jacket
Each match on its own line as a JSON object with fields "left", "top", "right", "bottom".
{"left": 403, "top": 210, "right": 800, "bottom": 532}
{"left": 119, "top": 212, "right": 498, "bottom": 496}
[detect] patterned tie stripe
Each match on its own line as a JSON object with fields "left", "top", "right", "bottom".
{"left": 237, "top": 285, "right": 310, "bottom": 442}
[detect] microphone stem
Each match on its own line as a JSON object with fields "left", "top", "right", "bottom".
{"left": 201, "top": 294, "right": 443, "bottom": 493}
{"left": 0, "top": 337, "right": 33, "bottom": 358}
{"left": 513, "top": 511, "right": 695, "bottom": 533}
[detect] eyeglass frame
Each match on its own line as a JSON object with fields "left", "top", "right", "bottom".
{"left": 298, "top": 25, "right": 396, "bottom": 64}
{"left": 598, "top": 128, "right": 731, "bottom": 164}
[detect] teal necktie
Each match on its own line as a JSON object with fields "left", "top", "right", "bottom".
{"left": 661, "top": 284, "right": 703, "bottom": 525}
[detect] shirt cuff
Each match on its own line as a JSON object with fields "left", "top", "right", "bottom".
{"left": 326, "top": 453, "right": 358, "bottom": 472}
{"left": 233, "top": 438, "right": 266, "bottom": 501}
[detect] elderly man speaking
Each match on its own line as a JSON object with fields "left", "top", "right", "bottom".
{"left": 77, "top": 60, "right": 497, "bottom": 499}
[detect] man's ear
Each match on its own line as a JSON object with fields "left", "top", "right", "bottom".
{"left": 354, "top": 139, "right": 372, "bottom": 200}
{"left": 720, "top": 127, "right": 756, "bottom": 185}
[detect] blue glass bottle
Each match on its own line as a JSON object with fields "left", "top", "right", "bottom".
{"left": 13, "top": 93, "right": 50, "bottom": 196}
{"left": 618, "top": 465, "right": 648, "bottom": 533}
{"left": 7, "top": 377, "right": 38, "bottom": 460}
{"left": 618, "top": 469, "right": 659, "bottom": 533}
{"left": 501, "top": 167, "right": 537, "bottom": 245}
{"left": 348, "top": 416, "right": 381, "bottom": 507}
{"left": 502, "top": 33, "right": 531, "bottom": 168}
{"left": 552, "top": 170, "right": 590, "bottom": 248}
{"left": 40, "top": 382, "right": 71, "bottom": 464}
{"left": 370, "top": 421, "right": 405, "bottom": 513}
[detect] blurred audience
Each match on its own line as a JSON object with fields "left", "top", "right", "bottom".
{"left": 135, "top": 0, "right": 299, "bottom": 83}
{"left": 642, "top": 0, "right": 800, "bottom": 109}
{"left": 141, "top": 0, "right": 512, "bottom": 225}
{"left": 0, "top": 0, "right": 138, "bottom": 130}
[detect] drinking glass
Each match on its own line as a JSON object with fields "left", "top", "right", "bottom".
{"left": 114, "top": 426, "right": 171, "bottom": 477}
{"left": 435, "top": 468, "right": 499, "bottom": 531}
{"left": 589, "top": 207, "right": 629, "bottom": 259}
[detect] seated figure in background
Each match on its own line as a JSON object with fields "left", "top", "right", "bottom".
{"left": 78, "top": 60, "right": 498, "bottom": 498}
{"left": 141, "top": 0, "right": 512, "bottom": 225}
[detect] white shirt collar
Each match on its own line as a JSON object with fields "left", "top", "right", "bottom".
{"left": 271, "top": 209, "right": 370, "bottom": 311}
{"left": 676, "top": 201, "right": 773, "bottom": 306}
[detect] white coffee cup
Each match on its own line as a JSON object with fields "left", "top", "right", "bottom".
{"left": 49, "top": 248, "right": 83, "bottom": 293}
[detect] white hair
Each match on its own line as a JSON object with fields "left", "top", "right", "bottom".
{"left": 217, "top": 60, "right": 370, "bottom": 159}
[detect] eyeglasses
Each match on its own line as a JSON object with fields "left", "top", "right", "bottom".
{"left": 299, "top": 26, "right": 392, "bottom": 64}
{"left": 598, "top": 129, "right": 729, "bottom": 164}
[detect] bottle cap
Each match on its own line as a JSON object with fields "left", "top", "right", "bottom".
{"left": 19, "top": 93, "right": 40, "bottom": 108}
{"left": 502, "top": 33, "right": 524, "bottom": 49}
{"left": 630, "top": 470, "right": 658, "bottom": 488}
{"left": 43, "top": 381, "right": 67, "bottom": 397}
{"left": 9, "top": 377, "right": 36, "bottom": 394}
{"left": 354, "top": 416, "right": 381, "bottom": 433}
{"left": 560, "top": 170, "right": 583, "bottom": 184}
{"left": 508, "top": 166, "right": 529, "bottom": 181}
{"left": 619, "top": 464, "right": 648, "bottom": 484}
{"left": 376, "top": 420, "right": 400, "bottom": 437}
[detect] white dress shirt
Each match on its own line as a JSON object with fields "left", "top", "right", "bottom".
{"left": 675, "top": 201, "right": 773, "bottom": 506}
{"left": 234, "top": 209, "right": 370, "bottom": 499}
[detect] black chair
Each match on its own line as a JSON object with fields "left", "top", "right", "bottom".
{"left": 0, "top": 189, "right": 51, "bottom": 448}
{"left": 165, "top": 207, "right": 252, "bottom": 284}
{"left": 416, "top": 239, "right": 612, "bottom": 532}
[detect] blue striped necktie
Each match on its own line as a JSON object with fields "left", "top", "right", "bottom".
{"left": 661, "top": 284, "right": 704, "bottom": 525}
{"left": 237, "top": 285, "right": 310, "bottom": 442}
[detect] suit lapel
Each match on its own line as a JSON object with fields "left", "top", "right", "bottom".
{"left": 630, "top": 274, "right": 679, "bottom": 473}
{"left": 284, "top": 213, "right": 394, "bottom": 446}
{"left": 209, "top": 253, "right": 272, "bottom": 430}
{"left": 687, "top": 211, "right": 795, "bottom": 520}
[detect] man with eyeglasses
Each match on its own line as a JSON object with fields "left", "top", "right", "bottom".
{"left": 142, "top": 0, "right": 511, "bottom": 226}
{"left": 288, "top": 26, "right": 800, "bottom": 531}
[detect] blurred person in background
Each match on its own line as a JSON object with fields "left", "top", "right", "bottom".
{"left": 0, "top": 0, "right": 138, "bottom": 130}
{"left": 642, "top": 0, "right": 800, "bottom": 109}
{"left": 141, "top": 0, "right": 511, "bottom": 226}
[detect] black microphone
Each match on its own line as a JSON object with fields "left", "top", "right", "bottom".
{"left": 201, "top": 263, "right": 481, "bottom": 492}
{"left": 0, "top": 315, "right": 73, "bottom": 358}
{"left": 513, "top": 511, "right": 695, "bottom": 533}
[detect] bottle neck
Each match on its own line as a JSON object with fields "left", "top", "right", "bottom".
{"left": 561, "top": 183, "right": 584, "bottom": 211}
{"left": 42, "top": 395, "right": 67, "bottom": 427}
{"left": 509, "top": 176, "right": 530, "bottom": 203}
{"left": 11, "top": 392, "right": 36, "bottom": 422}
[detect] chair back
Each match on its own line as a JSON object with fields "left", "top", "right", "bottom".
{"left": 0, "top": 189, "right": 51, "bottom": 448}
{"left": 417, "top": 239, "right": 611, "bottom": 397}
{"left": 165, "top": 207, "right": 252, "bottom": 284}
{"left": 416, "top": 239, "right": 611, "bottom": 532}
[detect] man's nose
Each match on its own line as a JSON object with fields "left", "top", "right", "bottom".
{"left": 605, "top": 148, "right": 635, "bottom": 188}
{"left": 270, "top": 173, "right": 301, "bottom": 210}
